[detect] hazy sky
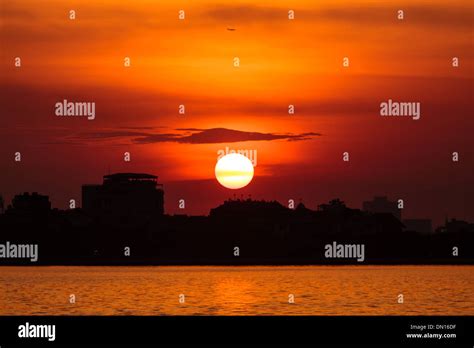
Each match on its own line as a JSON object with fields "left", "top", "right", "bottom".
{"left": 1, "top": 0, "right": 472, "bottom": 225}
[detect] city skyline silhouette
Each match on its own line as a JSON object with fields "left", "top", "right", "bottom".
{"left": 1, "top": 172, "right": 472, "bottom": 265}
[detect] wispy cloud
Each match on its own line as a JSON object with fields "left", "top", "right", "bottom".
{"left": 201, "top": 3, "right": 473, "bottom": 28}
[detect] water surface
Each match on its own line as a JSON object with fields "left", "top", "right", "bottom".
{"left": 0, "top": 266, "right": 472, "bottom": 315}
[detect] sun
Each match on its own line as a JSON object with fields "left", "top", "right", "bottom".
{"left": 215, "top": 153, "right": 254, "bottom": 189}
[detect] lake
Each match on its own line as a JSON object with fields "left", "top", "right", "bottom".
{"left": 0, "top": 266, "right": 472, "bottom": 315}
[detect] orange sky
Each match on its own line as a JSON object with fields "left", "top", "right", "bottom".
{"left": 0, "top": 0, "right": 473, "bottom": 224}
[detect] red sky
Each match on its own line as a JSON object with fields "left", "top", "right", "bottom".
{"left": 1, "top": 0, "right": 473, "bottom": 226}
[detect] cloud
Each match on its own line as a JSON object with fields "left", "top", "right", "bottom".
{"left": 2, "top": 1, "right": 471, "bottom": 51}
{"left": 203, "top": 4, "right": 287, "bottom": 23}
{"left": 79, "top": 131, "right": 151, "bottom": 139}
{"left": 72, "top": 127, "right": 321, "bottom": 144}
{"left": 314, "top": 5, "right": 473, "bottom": 28}
{"left": 200, "top": 3, "right": 472, "bottom": 28}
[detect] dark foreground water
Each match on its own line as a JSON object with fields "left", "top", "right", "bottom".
{"left": 0, "top": 266, "right": 472, "bottom": 315}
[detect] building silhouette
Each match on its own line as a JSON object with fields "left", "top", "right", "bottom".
{"left": 82, "top": 173, "right": 164, "bottom": 224}
{"left": 210, "top": 198, "right": 290, "bottom": 219}
{"left": 363, "top": 196, "right": 401, "bottom": 220}
{"left": 0, "top": 173, "right": 472, "bottom": 265}
{"left": 403, "top": 219, "right": 432, "bottom": 234}
{"left": 318, "top": 198, "right": 348, "bottom": 214}
{"left": 436, "top": 218, "right": 474, "bottom": 234}
{"left": 6, "top": 192, "right": 51, "bottom": 216}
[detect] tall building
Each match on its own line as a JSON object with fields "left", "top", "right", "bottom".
{"left": 362, "top": 196, "right": 401, "bottom": 220}
{"left": 82, "top": 173, "right": 164, "bottom": 221}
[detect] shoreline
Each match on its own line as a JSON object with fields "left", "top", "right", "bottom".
{"left": 1, "top": 260, "right": 473, "bottom": 266}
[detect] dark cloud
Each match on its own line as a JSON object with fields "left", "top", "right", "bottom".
{"left": 165, "top": 128, "right": 321, "bottom": 144}
{"left": 73, "top": 127, "right": 321, "bottom": 144}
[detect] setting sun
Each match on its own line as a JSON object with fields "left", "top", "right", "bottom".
{"left": 215, "top": 153, "right": 254, "bottom": 189}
